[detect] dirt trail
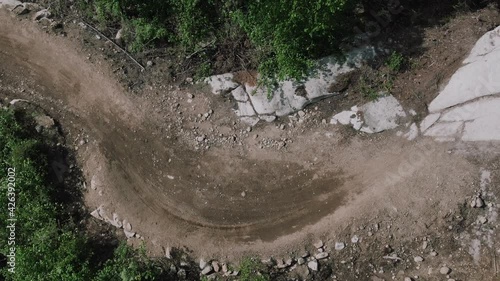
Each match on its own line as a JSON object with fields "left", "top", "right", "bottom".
{"left": 0, "top": 11, "right": 484, "bottom": 260}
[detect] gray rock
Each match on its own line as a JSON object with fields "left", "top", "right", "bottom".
{"left": 440, "top": 266, "right": 451, "bottom": 275}
{"left": 475, "top": 197, "right": 485, "bottom": 208}
{"left": 297, "top": 257, "right": 306, "bottom": 265}
{"left": 414, "top": 256, "right": 424, "bottom": 262}
{"left": 361, "top": 94, "right": 407, "bottom": 133}
{"left": 335, "top": 242, "right": 346, "bottom": 251}
{"left": 211, "top": 261, "right": 220, "bottom": 272}
{"left": 34, "top": 9, "right": 51, "bottom": 21}
{"left": 313, "top": 240, "right": 324, "bottom": 249}
{"left": 115, "top": 28, "right": 123, "bottom": 41}
{"left": 351, "top": 235, "right": 359, "bottom": 243}
{"left": 307, "top": 260, "right": 318, "bottom": 271}
{"left": 201, "top": 265, "right": 213, "bottom": 275}
{"left": 199, "top": 259, "right": 207, "bottom": 270}
{"left": 124, "top": 230, "right": 135, "bottom": 238}
{"left": 315, "top": 252, "right": 329, "bottom": 260}
{"left": 205, "top": 74, "right": 239, "bottom": 95}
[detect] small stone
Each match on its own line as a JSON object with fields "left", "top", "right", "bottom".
{"left": 34, "top": 9, "right": 51, "bottom": 21}
{"left": 478, "top": 216, "right": 488, "bottom": 224}
{"left": 475, "top": 197, "right": 485, "bottom": 208}
{"left": 212, "top": 261, "right": 220, "bottom": 272}
{"left": 297, "top": 257, "right": 306, "bottom": 265}
{"left": 186, "top": 77, "right": 193, "bottom": 83}
{"left": 241, "top": 191, "right": 246, "bottom": 197}
{"left": 313, "top": 240, "right": 324, "bottom": 249}
{"left": 222, "top": 264, "right": 228, "bottom": 273}
{"left": 199, "top": 259, "right": 207, "bottom": 270}
{"left": 315, "top": 252, "right": 329, "bottom": 260}
{"left": 146, "top": 61, "right": 153, "bottom": 67}
{"left": 405, "top": 277, "right": 413, "bottom": 281}
{"left": 351, "top": 235, "right": 359, "bottom": 243}
{"left": 124, "top": 230, "right": 135, "bottom": 239}
{"left": 414, "top": 256, "right": 424, "bottom": 262}
{"left": 335, "top": 242, "right": 346, "bottom": 251}
{"left": 440, "top": 266, "right": 451, "bottom": 275}
{"left": 430, "top": 251, "right": 438, "bottom": 257}
{"left": 298, "top": 110, "right": 306, "bottom": 117}
{"left": 201, "top": 266, "right": 213, "bottom": 275}
{"left": 187, "top": 93, "right": 194, "bottom": 99}
{"left": 307, "top": 260, "right": 318, "bottom": 271}
{"left": 422, "top": 241, "right": 428, "bottom": 249}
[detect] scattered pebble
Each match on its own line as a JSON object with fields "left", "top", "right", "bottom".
{"left": 335, "top": 242, "right": 346, "bottom": 251}
{"left": 440, "top": 266, "right": 451, "bottom": 275}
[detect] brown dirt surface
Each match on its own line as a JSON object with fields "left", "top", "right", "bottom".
{"left": 2, "top": 6, "right": 500, "bottom": 280}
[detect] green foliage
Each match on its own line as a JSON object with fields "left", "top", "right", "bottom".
{"left": 0, "top": 109, "right": 168, "bottom": 281}
{"left": 194, "top": 61, "right": 212, "bottom": 82}
{"left": 82, "top": 0, "right": 359, "bottom": 82}
{"left": 0, "top": 109, "right": 92, "bottom": 280}
{"left": 386, "top": 51, "right": 405, "bottom": 72}
{"left": 231, "top": 0, "right": 358, "bottom": 82}
{"left": 128, "top": 18, "right": 169, "bottom": 52}
{"left": 93, "top": 243, "right": 161, "bottom": 281}
{"left": 239, "top": 257, "right": 270, "bottom": 281}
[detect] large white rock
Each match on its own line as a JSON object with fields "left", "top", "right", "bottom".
{"left": 235, "top": 102, "right": 256, "bottom": 117}
{"left": 0, "top": 0, "right": 22, "bottom": 8}
{"left": 245, "top": 85, "right": 279, "bottom": 115}
{"left": 205, "top": 73, "right": 239, "bottom": 95}
{"left": 361, "top": 95, "right": 406, "bottom": 133}
{"left": 464, "top": 26, "right": 500, "bottom": 64}
{"left": 204, "top": 46, "right": 379, "bottom": 121}
{"left": 231, "top": 86, "right": 248, "bottom": 102}
{"left": 423, "top": 26, "right": 500, "bottom": 142}
{"left": 423, "top": 122, "right": 462, "bottom": 138}
{"left": 429, "top": 26, "right": 500, "bottom": 112}
{"left": 420, "top": 113, "right": 441, "bottom": 133}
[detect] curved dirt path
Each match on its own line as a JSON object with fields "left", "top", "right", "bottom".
{"left": 0, "top": 12, "right": 483, "bottom": 259}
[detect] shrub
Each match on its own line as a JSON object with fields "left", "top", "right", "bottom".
{"left": 386, "top": 51, "right": 405, "bottom": 72}
{"left": 230, "top": 0, "right": 359, "bottom": 82}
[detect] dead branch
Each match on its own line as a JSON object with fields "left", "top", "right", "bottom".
{"left": 80, "top": 20, "right": 145, "bottom": 71}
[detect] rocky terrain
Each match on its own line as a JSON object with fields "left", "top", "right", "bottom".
{"left": 1, "top": 1, "right": 500, "bottom": 280}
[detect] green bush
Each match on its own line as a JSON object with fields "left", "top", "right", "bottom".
{"left": 82, "top": 0, "right": 359, "bottom": 81}
{"left": 0, "top": 109, "right": 169, "bottom": 280}
{"left": 230, "top": 0, "right": 358, "bottom": 81}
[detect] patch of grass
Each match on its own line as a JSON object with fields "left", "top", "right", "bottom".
{"left": 239, "top": 257, "right": 270, "bottom": 281}
{"left": 386, "top": 51, "right": 405, "bottom": 72}
{"left": 359, "top": 76, "right": 380, "bottom": 101}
